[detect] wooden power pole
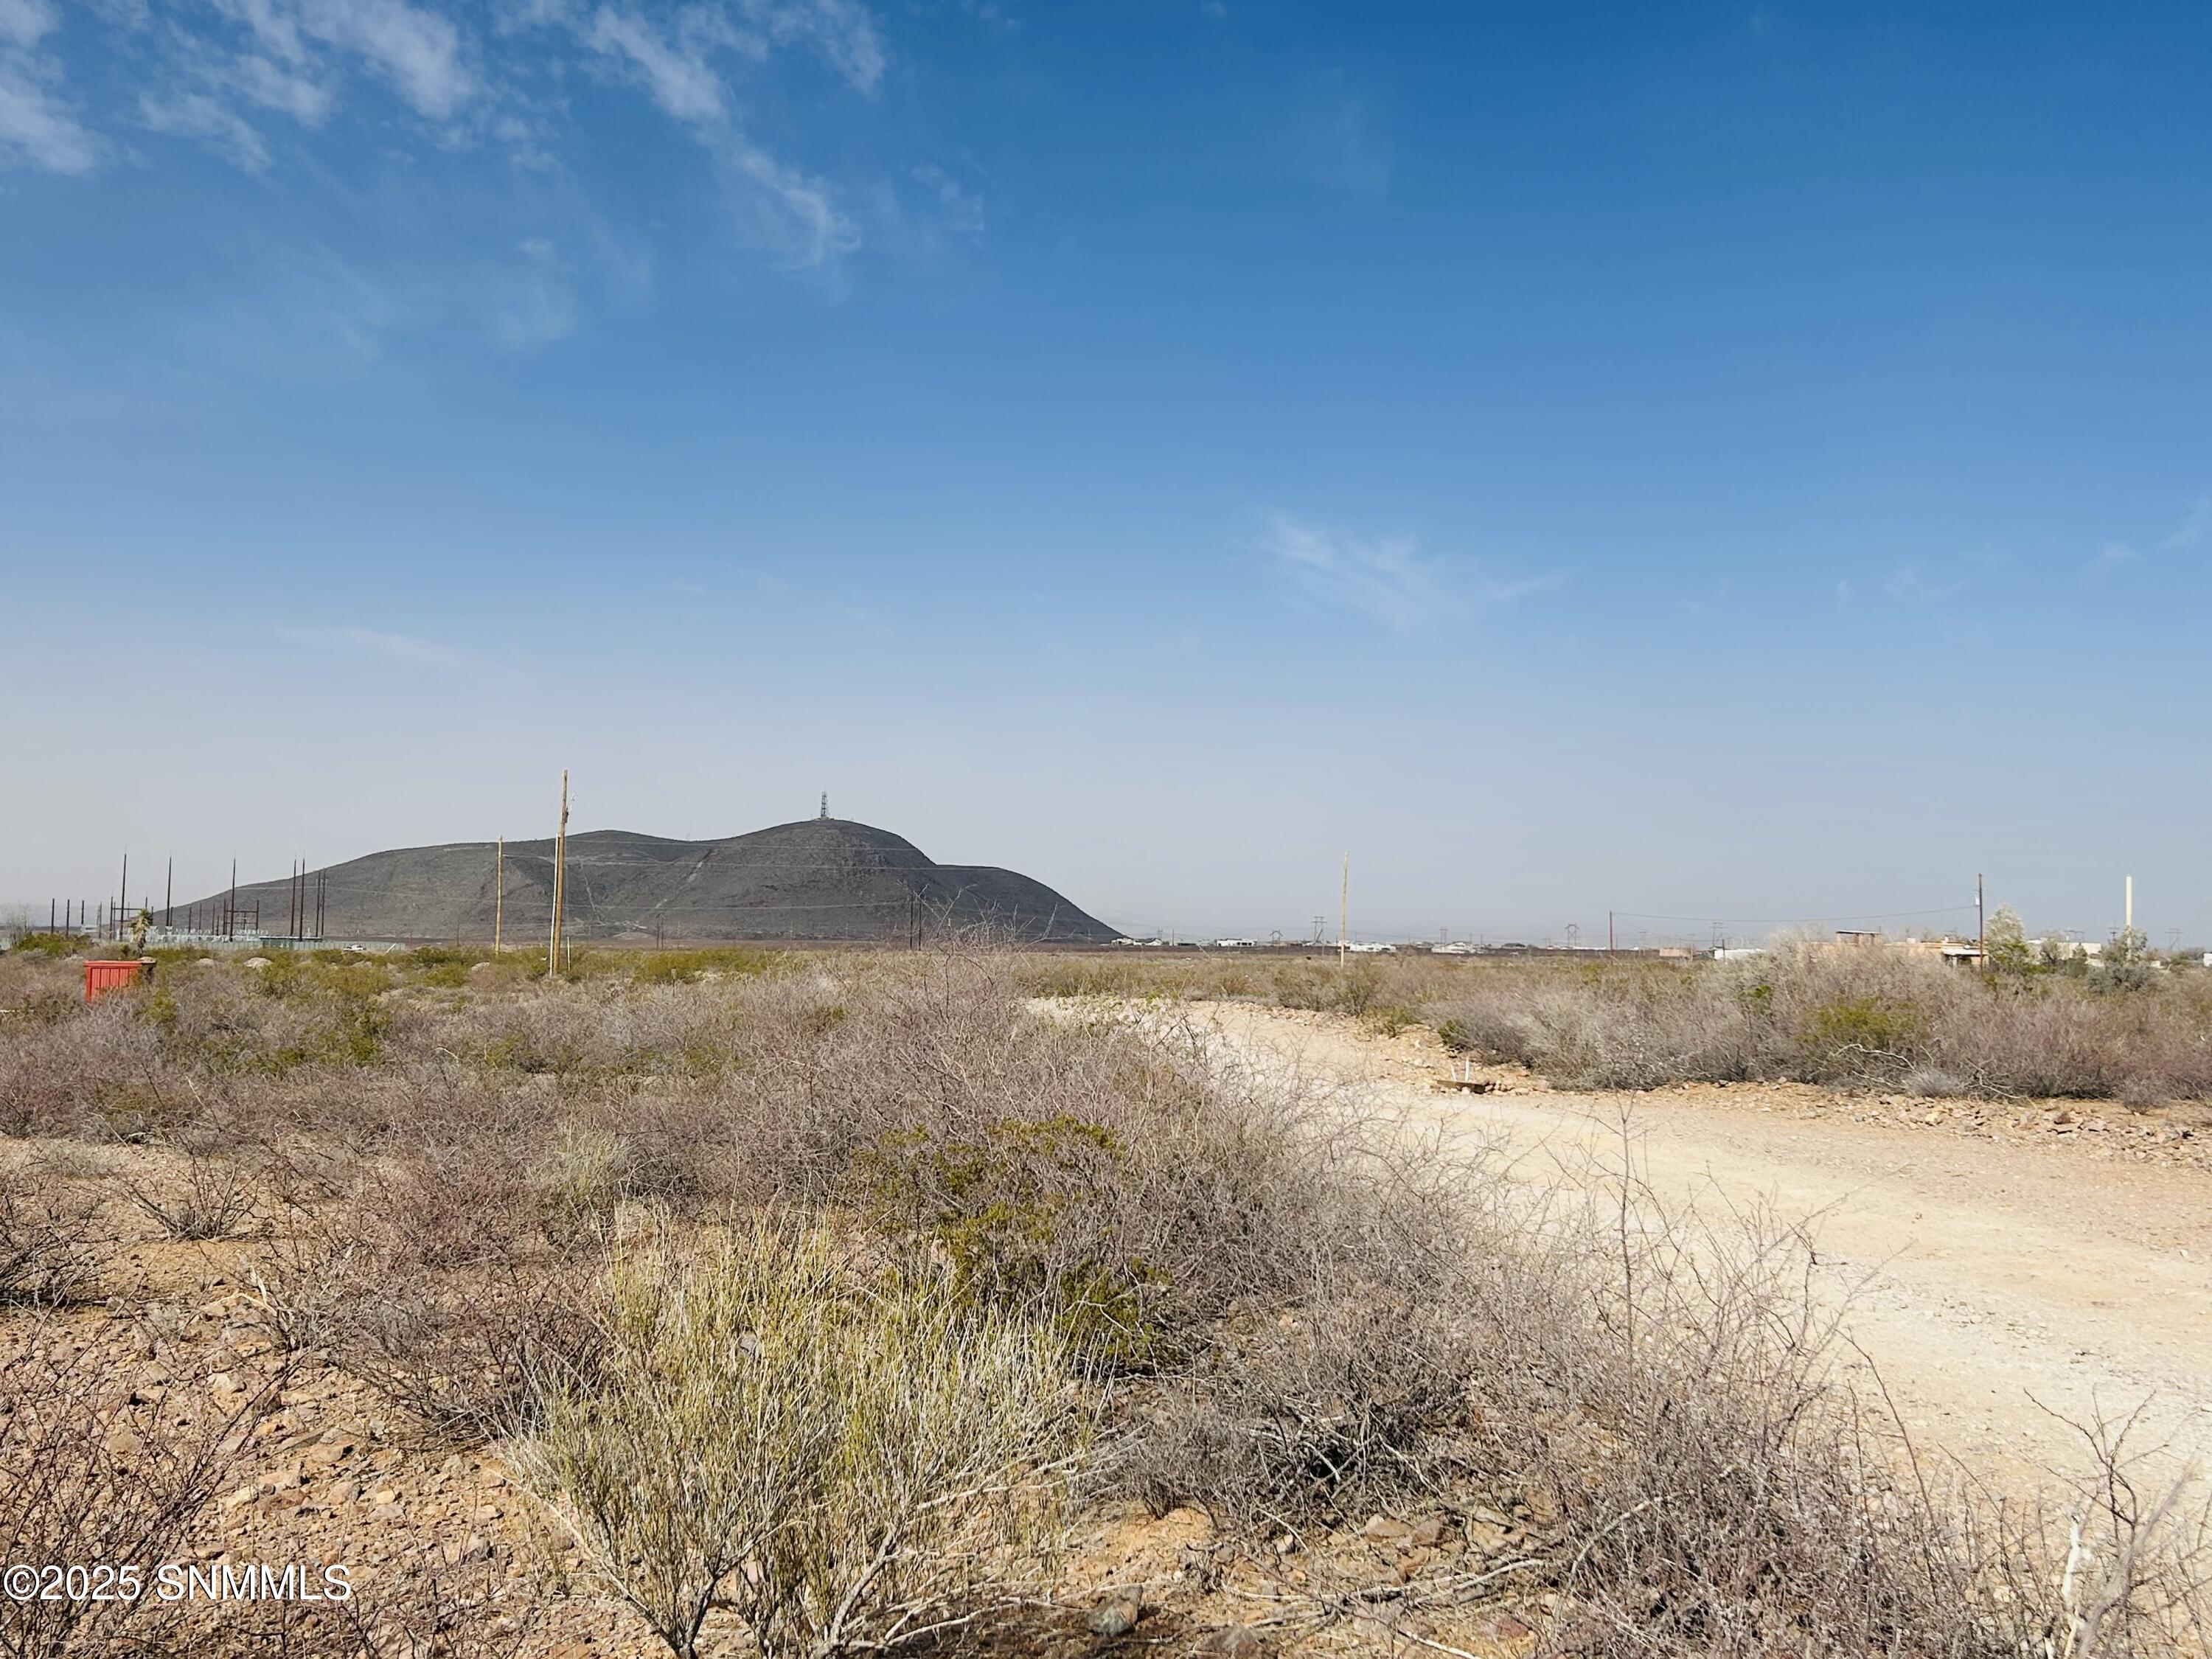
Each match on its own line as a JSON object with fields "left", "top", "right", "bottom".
{"left": 494, "top": 837, "right": 504, "bottom": 956}
{"left": 1338, "top": 852, "right": 1349, "bottom": 969}
{"left": 549, "top": 773, "right": 569, "bottom": 975}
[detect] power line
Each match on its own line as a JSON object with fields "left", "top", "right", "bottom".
{"left": 1610, "top": 904, "right": 1978, "bottom": 926}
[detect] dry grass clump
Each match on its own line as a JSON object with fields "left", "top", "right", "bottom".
{"left": 116, "top": 1138, "right": 258, "bottom": 1241}
{"left": 512, "top": 1220, "right": 1077, "bottom": 1659}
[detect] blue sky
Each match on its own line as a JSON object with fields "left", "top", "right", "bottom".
{"left": 4, "top": 0, "right": 2208, "bottom": 943}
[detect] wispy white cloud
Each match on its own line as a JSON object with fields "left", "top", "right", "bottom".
{"left": 1674, "top": 577, "right": 1736, "bottom": 616}
{"left": 140, "top": 86, "right": 272, "bottom": 169}
{"left": 736, "top": 0, "right": 885, "bottom": 96}
{"left": 2161, "top": 495, "right": 2211, "bottom": 552}
{"left": 276, "top": 624, "right": 483, "bottom": 667}
{"left": 584, "top": 7, "right": 728, "bottom": 122}
{"left": 21, "top": 0, "right": 887, "bottom": 293}
{"left": 2084, "top": 493, "right": 2209, "bottom": 576}
{"left": 212, "top": 0, "right": 474, "bottom": 120}
{"left": 1882, "top": 563, "right": 1966, "bottom": 601}
{"left": 911, "top": 159, "right": 984, "bottom": 237}
{"left": 575, "top": 4, "right": 860, "bottom": 269}
{"left": 1262, "top": 514, "right": 1550, "bottom": 634}
{"left": 0, "top": 0, "right": 99, "bottom": 174}
{"left": 1297, "top": 72, "right": 1389, "bottom": 196}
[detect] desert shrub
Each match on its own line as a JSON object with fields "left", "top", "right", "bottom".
{"left": 0, "top": 1169, "right": 106, "bottom": 1306}
{"left": 266, "top": 1140, "right": 603, "bottom": 1441}
{"left": 512, "top": 1222, "right": 1077, "bottom": 1659}
{"left": 630, "top": 947, "right": 778, "bottom": 985}
{"left": 0, "top": 1324, "right": 262, "bottom": 1659}
{"left": 1419, "top": 940, "right": 2212, "bottom": 1101}
{"left": 2, "top": 933, "right": 82, "bottom": 960}
{"left": 1902, "top": 1064, "right": 1967, "bottom": 1098}
{"left": 1365, "top": 1003, "right": 1417, "bottom": 1037}
{"left": 529, "top": 1122, "right": 634, "bottom": 1245}
{"left": 1116, "top": 1269, "right": 1486, "bottom": 1529}
{"left": 0, "top": 995, "right": 168, "bottom": 1138}
{"left": 1493, "top": 1180, "right": 2212, "bottom": 1657}
{"left": 116, "top": 1140, "right": 258, "bottom": 1240}
{"left": 856, "top": 1115, "right": 1171, "bottom": 1363}
{"left": 1333, "top": 962, "right": 1384, "bottom": 1016}
{"left": 1801, "top": 995, "right": 1930, "bottom": 1079}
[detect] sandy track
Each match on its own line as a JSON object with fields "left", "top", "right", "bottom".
{"left": 1188, "top": 1001, "right": 2212, "bottom": 1498}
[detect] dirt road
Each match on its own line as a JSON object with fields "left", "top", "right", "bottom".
{"left": 1191, "top": 1001, "right": 2212, "bottom": 1498}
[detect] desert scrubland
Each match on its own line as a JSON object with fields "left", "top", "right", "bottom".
{"left": 3, "top": 937, "right": 2210, "bottom": 1658}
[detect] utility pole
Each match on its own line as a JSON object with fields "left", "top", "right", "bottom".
{"left": 1338, "top": 853, "right": 1349, "bottom": 969}
{"left": 2125, "top": 874, "right": 2134, "bottom": 934}
{"left": 164, "top": 858, "right": 173, "bottom": 931}
{"left": 1608, "top": 909, "right": 1615, "bottom": 961}
{"left": 1976, "top": 873, "right": 1985, "bottom": 970}
{"left": 118, "top": 852, "right": 127, "bottom": 942}
{"left": 227, "top": 860, "right": 237, "bottom": 942}
{"left": 549, "top": 771, "right": 570, "bottom": 975}
{"left": 494, "top": 837, "right": 504, "bottom": 956}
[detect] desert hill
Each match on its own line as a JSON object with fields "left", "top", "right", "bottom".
{"left": 187, "top": 818, "right": 1117, "bottom": 945}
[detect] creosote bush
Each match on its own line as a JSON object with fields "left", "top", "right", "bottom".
{"left": 512, "top": 1221, "right": 1077, "bottom": 1659}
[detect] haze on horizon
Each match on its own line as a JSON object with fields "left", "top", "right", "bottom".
{"left": 4, "top": 2, "right": 2208, "bottom": 945}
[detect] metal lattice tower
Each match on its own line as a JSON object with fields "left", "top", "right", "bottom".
{"left": 819, "top": 793, "right": 829, "bottom": 820}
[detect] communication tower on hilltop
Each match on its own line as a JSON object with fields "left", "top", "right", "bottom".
{"left": 819, "top": 793, "right": 830, "bottom": 821}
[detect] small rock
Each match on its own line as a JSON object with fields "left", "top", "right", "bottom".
{"left": 1088, "top": 1595, "right": 1140, "bottom": 1638}
{"left": 326, "top": 1481, "right": 360, "bottom": 1506}
{"left": 369, "top": 1486, "right": 400, "bottom": 1506}
{"left": 304, "top": 1435, "right": 355, "bottom": 1467}
{"left": 1204, "top": 1627, "right": 1265, "bottom": 1658}
{"left": 1408, "top": 1516, "right": 1447, "bottom": 1548}
{"left": 243, "top": 957, "right": 272, "bottom": 970}
{"left": 219, "top": 1486, "right": 258, "bottom": 1510}
{"left": 369, "top": 1503, "right": 406, "bottom": 1523}
{"left": 1360, "top": 1514, "right": 1415, "bottom": 1546}
{"left": 208, "top": 1371, "right": 246, "bottom": 1397}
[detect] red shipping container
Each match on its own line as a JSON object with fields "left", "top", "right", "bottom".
{"left": 84, "top": 959, "right": 152, "bottom": 1001}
